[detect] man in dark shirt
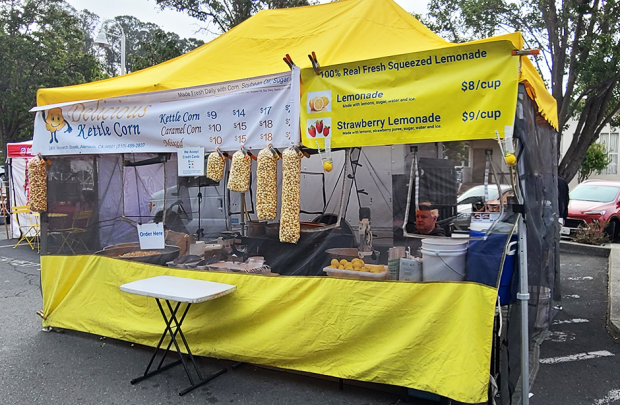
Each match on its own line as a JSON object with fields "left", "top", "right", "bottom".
{"left": 414, "top": 202, "right": 445, "bottom": 236}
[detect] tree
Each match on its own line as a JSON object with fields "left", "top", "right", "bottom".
{"left": 154, "top": 0, "right": 315, "bottom": 33}
{"left": 578, "top": 143, "right": 611, "bottom": 183}
{"left": 0, "top": 0, "right": 103, "bottom": 153}
{"left": 443, "top": 141, "right": 470, "bottom": 166}
{"left": 422, "top": 0, "right": 620, "bottom": 183}
{"left": 96, "top": 16, "right": 203, "bottom": 75}
{"left": 130, "top": 28, "right": 204, "bottom": 71}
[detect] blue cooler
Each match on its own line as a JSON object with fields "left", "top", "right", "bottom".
{"left": 498, "top": 241, "right": 517, "bottom": 305}
{"left": 466, "top": 232, "right": 518, "bottom": 305}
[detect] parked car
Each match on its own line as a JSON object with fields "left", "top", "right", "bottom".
{"left": 453, "top": 184, "right": 513, "bottom": 231}
{"left": 562, "top": 180, "right": 620, "bottom": 240}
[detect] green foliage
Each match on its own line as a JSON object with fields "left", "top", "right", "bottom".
{"left": 0, "top": 0, "right": 103, "bottom": 152}
{"left": 421, "top": 0, "right": 620, "bottom": 183}
{"left": 129, "top": 28, "right": 204, "bottom": 72}
{"left": 154, "top": 0, "right": 316, "bottom": 33}
{"left": 97, "top": 16, "right": 204, "bottom": 76}
{"left": 578, "top": 143, "right": 612, "bottom": 183}
{"left": 443, "top": 141, "right": 470, "bottom": 165}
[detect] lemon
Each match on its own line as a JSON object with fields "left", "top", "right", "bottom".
{"left": 331, "top": 259, "right": 339, "bottom": 267}
{"left": 320, "top": 96, "right": 329, "bottom": 108}
{"left": 323, "top": 160, "right": 333, "bottom": 172}
{"left": 504, "top": 152, "right": 517, "bottom": 166}
{"left": 313, "top": 97, "right": 325, "bottom": 111}
{"left": 340, "top": 259, "right": 348, "bottom": 266}
{"left": 371, "top": 266, "right": 384, "bottom": 274}
{"left": 308, "top": 97, "right": 316, "bottom": 111}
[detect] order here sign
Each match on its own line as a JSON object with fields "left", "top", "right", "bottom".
{"left": 300, "top": 40, "right": 519, "bottom": 149}
{"left": 137, "top": 223, "right": 165, "bottom": 250}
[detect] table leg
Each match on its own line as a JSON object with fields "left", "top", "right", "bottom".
{"left": 131, "top": 300, "right": 186, "bottom": 384}
{"left": 130, "top": 298, "right": 227, "bottom": 396}
{"left": 154, "top": 302, "right": 191, "bottom": 371}
{"left": 159, "top": 300, "right": 195, "bottom": 386}
{"left": 165, "top": 300, "right": 203, "bottom": 380}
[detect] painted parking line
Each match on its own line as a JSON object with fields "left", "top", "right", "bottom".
{"left": 0, "top": 256, "right": 40, "bottom": 267}
{"left": 544, "top": 331, "right": 576, "bottom": 342}
{"left": 553, "top": 318, "right": 589, "bottom": 325}
{"left": 567, "top": 276, "right": 594, "bottom": 281}
{"left": 540, "top": 350, "right": 615, "bottom": 365}
{"left": 594, "top": 389, "right": 620, "bottom": 404}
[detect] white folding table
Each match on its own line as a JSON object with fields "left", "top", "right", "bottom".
{"left": 121, "top": 275, "right": 236, "bottom": 396}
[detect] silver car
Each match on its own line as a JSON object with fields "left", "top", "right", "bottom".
{"left": 453, "top": 184, "right": 513, "bottom": 231}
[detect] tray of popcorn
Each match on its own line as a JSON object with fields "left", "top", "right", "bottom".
{"left": 323, "top": 258, "right": 388, "bottom": 281}
{"left": 95, "top": 243, "right": 180, "bottom": 266}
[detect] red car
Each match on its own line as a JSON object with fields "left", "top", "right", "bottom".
{"left": 563, "top": 180, "right": 620, "bottom": 240}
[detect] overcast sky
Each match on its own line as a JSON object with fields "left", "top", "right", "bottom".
{"left": 65, "top": 0, "right": 429, "bottom": 42}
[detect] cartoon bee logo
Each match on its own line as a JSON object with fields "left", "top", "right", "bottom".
{"left": 42, "top": 107, "right": 72, "bottom": 144}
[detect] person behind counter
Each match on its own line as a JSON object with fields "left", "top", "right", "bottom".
{"left": 413, "top": 202, "right": 445, "bottom": 236}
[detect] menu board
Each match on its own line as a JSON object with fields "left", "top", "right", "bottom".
{"left": 32, "top": 69, "right": 301, "bottom": 155}
{"left": 300, "top": 41, "right": 519, "bottom": 149}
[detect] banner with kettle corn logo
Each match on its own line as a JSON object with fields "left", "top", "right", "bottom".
{"left": 301, "top": 41, "right": 519, "bottom": 149}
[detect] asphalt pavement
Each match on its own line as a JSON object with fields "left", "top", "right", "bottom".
{"left": 2, "top": 231, "right": 620, "bottom": 405}
{"left": 531, "top": 253, "right": 620, "bottom": 405}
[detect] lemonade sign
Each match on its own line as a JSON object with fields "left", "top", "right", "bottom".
{"left": 300, "top": 41, "right": 520, "bottom": 149}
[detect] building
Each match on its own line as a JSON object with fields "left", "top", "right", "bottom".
{"left": 561, "top": 119, "right": 619, "bottom": 186}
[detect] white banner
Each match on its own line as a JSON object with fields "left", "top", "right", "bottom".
{"left": 32, "top": 69, "right": 301, "bottom": 155}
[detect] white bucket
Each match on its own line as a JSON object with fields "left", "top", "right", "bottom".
{"left": 421, "top": 238, "right": 469, "bottom": 251}
{"left": 421, "top": 239, "right": 468, "bottom": 281}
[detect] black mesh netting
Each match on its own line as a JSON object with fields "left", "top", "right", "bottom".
{"left": 500, "top": 85, "right": 560, "bottom": 405}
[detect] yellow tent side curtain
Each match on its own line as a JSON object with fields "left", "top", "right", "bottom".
{"left": 520, "top": 57, "right": 559, "bottom": 130}
{"left": 301, "top": 40, "right": 521, "bottom": 148}
{"left": 42, "top": 255, "right": 498, "bottom": 404}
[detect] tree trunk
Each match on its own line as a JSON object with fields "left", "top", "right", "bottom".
{"left": 558, "top": 81, "right": 617, "bottom": 183}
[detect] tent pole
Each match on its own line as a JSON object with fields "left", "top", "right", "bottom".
{"left": 518, "top": 212, "right": 530, "bottom": 405}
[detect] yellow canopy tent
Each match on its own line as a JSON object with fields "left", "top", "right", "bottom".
{"left": 36, "top": 1, "right": 559, "bottom": 403}
{"left": 36, "top": 0, "right": 556, "bottom": 129}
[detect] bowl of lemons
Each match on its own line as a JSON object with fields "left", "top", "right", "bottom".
{"left": 323, "top": 258, "right": 387, "bottom": 280}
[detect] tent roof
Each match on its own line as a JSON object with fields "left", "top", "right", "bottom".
{"left": 7, "top": 140, "right": 34, "bottom": 158}
{"left": 36, "top": 0, "right": 557, "bottom": 129}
